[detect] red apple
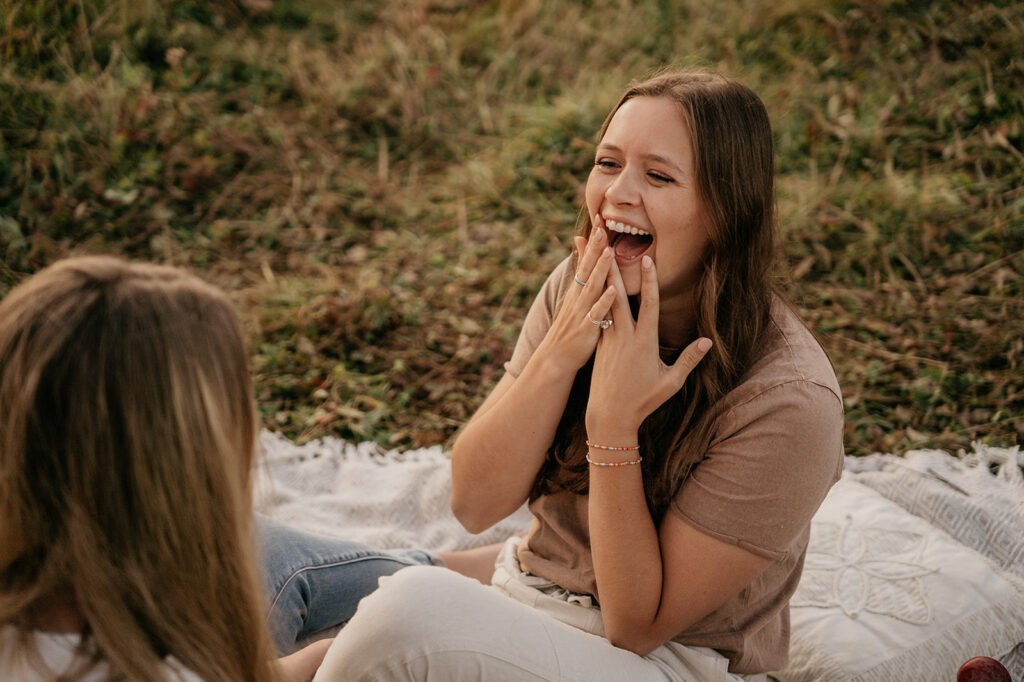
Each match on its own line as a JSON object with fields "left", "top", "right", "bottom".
{"left": 957, "top": 656, "right": 1011, "bottom": 682}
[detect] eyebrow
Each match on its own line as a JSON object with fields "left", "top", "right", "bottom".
{"left": 595, "top": 143, "right": 688, "bottom": 176}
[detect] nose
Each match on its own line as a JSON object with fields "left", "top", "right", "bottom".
{"left": 604, "top": 166, "right": 641, "bottom": 207}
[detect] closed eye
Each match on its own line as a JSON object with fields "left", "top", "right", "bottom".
{"left": 648, "top": 171, "right": 674, "bottom": 183}
{"left": 595, "top": 159, "right": 619, "bottom": 170}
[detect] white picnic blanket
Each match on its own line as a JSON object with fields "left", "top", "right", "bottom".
{"left": 254, "top": 430, "right": 531, "bottom": 551}
{"left": 254, "top": 431, "right": 1024, "bottom": 680}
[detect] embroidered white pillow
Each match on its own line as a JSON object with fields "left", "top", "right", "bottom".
{"left": 774, "top": 477, "right": 1024, "bottom": 681}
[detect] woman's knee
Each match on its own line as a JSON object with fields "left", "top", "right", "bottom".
{"left": 315, "top": 566, "right": 477, "bottom": 679}
{"left": 349, "top": 565, "right": 474, "bottom": 639}
{"left": 317, "top": 566, "right": 566, "bottom": 681}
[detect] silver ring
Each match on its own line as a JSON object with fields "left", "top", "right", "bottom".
{"left": 574, "top": 274, "right": 587, "bottom": 287}
{"left": 587, "top": 311, "right": 613, "bottom": 330}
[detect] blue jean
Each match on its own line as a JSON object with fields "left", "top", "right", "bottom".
{"left": 256, "top": 514, "right": 441, "bottom": 654}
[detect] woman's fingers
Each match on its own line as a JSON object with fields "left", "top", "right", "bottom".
{"left": 602, "top": 259, "right": 632, "bottom": 331}
{"left": 574, "top": 216, "right": 608, "bottom": 288}
{"left": 636, "top": 255, "right": 659, "bottom": 338}
{"left": 582, "top": 245, "right": 614, "bottom": 298}
{"left": 588, "top": 284, "right": 617, "bottom": 322}
{"left": 574, "top": 235, "right": 587, "bottom": 258}
{"left": 666, "top": 336, "right": 713, "bottom": 387}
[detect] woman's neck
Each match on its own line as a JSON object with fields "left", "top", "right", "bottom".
{"left": 657, "top": 292, "right": 699, "bottom": 349}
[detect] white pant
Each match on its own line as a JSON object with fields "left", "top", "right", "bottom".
{"left": 314, "top": 538, "right": 760, "bottom": 682}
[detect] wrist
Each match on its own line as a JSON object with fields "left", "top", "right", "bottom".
{"left": 585, "top": 438, "right": 641, "bottom": 465}
{"left": 585, "top": 394, "right": 645, "bottom": 435}
{"left": 532, "top": 336, "right": 585, "bottom": 378}
{"left": 584, "top": 429, "right": 640, "bottom": 450}
{"left": 525, "top": 342, "right": 582, "bottom": 393}
{"left": 585, "top": 412, "right": 642, "bottom": 444}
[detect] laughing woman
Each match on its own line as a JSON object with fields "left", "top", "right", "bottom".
{"left": 315, "top": 69, "right": 845, "bottom": 681}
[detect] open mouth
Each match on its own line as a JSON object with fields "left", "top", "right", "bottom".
{"left": 605, "top": 219, "right": 654, "bottom": 260}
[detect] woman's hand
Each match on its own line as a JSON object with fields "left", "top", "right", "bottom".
{"left": 537, "top": 215, "right": 618, "bottom": 371}
{"left": 450, "top": 214, "right": 624, "bottom": 532}
{"left": 277, "top": 638, "right": 334, "bottom": 681}
{"left": 585, "top": 255, "right": 711, "bottom": 440}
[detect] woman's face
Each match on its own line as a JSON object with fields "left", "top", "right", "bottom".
{"left": 585, "top": 96, "right": 709, "bottom": 309}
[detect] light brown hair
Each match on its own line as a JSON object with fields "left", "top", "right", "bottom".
{"left": 0, "top": 256, "right": 279, "bottom": 681}
{"left": 534, "top": 70, "right": 777, "bottom": 518}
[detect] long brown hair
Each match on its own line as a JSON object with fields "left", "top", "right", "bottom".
{"left": 533, "top": 70, "right": 777, "bottom": 519}
{"left": 0, "top": 256, "right": 280, "bottom": 681}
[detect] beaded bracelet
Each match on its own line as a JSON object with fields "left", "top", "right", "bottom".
{"left": 586, "top": 455, "right": 643, "bottom": 467}
{"left": 585, "top": 441, "right": 640, "bottom": 451}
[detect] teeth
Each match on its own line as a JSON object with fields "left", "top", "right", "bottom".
{"left": 605, "top": 219, "right": 650, "bottom": 237}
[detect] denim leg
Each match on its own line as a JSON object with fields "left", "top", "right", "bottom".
{"left": 256, "top": 513, "right": 441, "bottom": 654}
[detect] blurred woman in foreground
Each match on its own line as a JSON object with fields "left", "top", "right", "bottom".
{"left": 0, "top": 256, "right": 331, "bottom": 681}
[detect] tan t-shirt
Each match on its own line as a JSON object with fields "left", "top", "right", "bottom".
{"left": 505, "top": 257, "right": 844, "bottom": 674}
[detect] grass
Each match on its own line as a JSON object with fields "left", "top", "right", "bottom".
{"left": 2, "top": 0, "right": 1022, "bottom": 455}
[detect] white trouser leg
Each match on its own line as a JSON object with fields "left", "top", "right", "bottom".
{"left": 313, "top": 565, "right": 742, "bottom": 682}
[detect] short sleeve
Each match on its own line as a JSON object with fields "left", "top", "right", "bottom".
{"left": 671, "top": 380, "right": 844, "bottom": 560}
{"left": 504, "top": 257, "right": 574, "bottom": 378}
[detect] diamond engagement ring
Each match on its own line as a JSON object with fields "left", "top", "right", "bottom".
{"left": 574, "top": 274, "right": 587, "bottom": 287}
{"left": 587, "top": 311, "right": 613, "bottom": 330}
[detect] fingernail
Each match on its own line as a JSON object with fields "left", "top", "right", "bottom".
{"left": 697, "top": 337, "right": 712, "bottom": 352}
{"left": 602, "top": 247, "right": 611, "bottom": 259}
{"left": 595, "top": 228, "right": 606, "bottom": 243}
{"left": 642, "top": 255, "right": 653, "bottom": 270}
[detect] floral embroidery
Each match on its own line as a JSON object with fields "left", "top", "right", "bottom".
{"left": 794, "top": 514, "right": 940, "bottom": 624}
